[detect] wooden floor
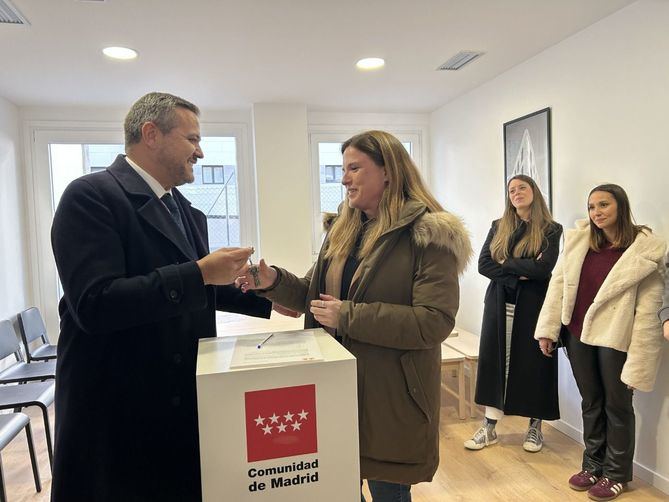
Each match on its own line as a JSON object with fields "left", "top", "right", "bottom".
{"left": 362, "top": 371, "right": 669, "bottom": 501}
{"left": 3, "top": 313, "right": 667, "bottom": 501}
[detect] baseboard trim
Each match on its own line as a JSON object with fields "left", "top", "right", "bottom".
{"left": 547, "top": 419, "right": 583, "bottom": 445}
{"left": 633, "top": 460, "right": 669, "bottom": 495}
{"left": 548, "top": 419, "right": 669, "bottom": 495}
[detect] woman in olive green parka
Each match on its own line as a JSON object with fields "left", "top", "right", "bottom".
{"left": 239, "top": 130, "right": 472, "bottom": 501}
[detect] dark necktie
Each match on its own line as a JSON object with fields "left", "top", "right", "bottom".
{"left": 161, "top": 193, "right": 188, "bottom": 239}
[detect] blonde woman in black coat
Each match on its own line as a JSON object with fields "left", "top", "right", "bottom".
{"left": 465, "top": 175, "right": 562, "bottom": 452}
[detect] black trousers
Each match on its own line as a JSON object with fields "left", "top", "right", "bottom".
{"left": 563, "top": 330, "right": 634, "bottom": 483}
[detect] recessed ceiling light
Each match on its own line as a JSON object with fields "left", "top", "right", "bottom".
{"left": 102, "top": 46, "right": 138, "bottom": 60}
{"left": 356, "top": 57, "right": 385, "bottom": 70}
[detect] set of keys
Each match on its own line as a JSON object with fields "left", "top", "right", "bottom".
{"left": 247, "top": 255, "right": 261, "bottom": 288}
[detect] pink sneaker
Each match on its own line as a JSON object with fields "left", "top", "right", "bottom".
{"left": 587, "top": 477, "right": 626, "bottom": 501}
{"left": 568, "top": 470, "right": 599, "bottom": 491}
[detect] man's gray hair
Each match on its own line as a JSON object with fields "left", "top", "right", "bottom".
{"left": 124, "top": 92, "right": 200, "bottom": 147}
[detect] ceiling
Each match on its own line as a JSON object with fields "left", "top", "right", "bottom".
{"left": 0, "top": 0, "right": 635, "bottom": 113}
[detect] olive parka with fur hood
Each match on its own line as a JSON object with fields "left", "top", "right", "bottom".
{"left": 260, "top": 200, "right": 472, "bottom": 484}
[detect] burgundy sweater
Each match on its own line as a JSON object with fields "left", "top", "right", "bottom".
{"left": 567, "top": 245, "right": 625, "bottom": 338}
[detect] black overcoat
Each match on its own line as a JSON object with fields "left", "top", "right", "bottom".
{"left": 50, "top": 155, "right": 271, "bottom": 502}
{"left": 474, "top": 220, "right": 562, "bottom": 420}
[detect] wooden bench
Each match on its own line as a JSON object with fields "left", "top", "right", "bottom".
{"left": 443, "top": 327, "right": 481, "bottom": 417}
{"left": 440, "top": 345, "right": 466, "bottom": 419}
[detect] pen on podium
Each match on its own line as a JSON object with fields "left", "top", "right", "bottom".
{"left": 257, "top": 333, "right": 274, "bottom": 349}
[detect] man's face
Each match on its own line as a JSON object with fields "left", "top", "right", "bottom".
{"left": 156, "top": 108, "right": 203, "bottom": 187}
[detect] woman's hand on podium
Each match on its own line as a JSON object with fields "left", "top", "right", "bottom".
{"left": 236, "top": 258, "right": 277, "bottom": 292}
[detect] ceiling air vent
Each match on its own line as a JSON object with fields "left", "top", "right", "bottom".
{"left": 436, "top": 51, "right": 484, "bottom": 71}
{"left": 0, "top": 0, "right": 29, "bottom": 25}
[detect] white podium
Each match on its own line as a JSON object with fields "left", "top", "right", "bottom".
{"left": 197, "top": 328, "right": 360, "bottom": 501}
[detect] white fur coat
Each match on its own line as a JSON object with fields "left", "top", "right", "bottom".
{"left": 535, "top": 220, "right": 666, "bottom": 392}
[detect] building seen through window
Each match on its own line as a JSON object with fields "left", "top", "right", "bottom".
{"left": 49, "top": 138, "right": 240, "bottom": 251}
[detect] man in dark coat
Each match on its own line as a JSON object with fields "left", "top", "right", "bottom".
{"left": 50, "top": 92, "right": 272, "bottom": 501}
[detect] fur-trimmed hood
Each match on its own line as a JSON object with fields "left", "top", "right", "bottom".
{"left": 322, "top": 212, "right": 337, "bottom": 232}
{"left": 322, "top": 206, "right": 473, "bottom": 275}
{"left": 411, "top": 211, "right": 473, "bottom": 275}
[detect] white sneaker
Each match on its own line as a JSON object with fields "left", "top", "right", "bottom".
{"left": 523, "top": 424, "right": 543, "bottom": 452}
{"left": 464, "top": 424, "right": 498, "bottom": 450}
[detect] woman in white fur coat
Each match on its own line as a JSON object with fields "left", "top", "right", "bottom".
{"left": 535, "top": 184, "right": 665, "bottom": 502}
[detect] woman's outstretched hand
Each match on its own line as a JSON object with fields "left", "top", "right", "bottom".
{"left": 235, "top": 258, "right": 277, "bottom": 292}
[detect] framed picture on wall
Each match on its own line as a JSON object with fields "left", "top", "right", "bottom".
{"left": 503, "top": 107, "right": 552, "bottom": 209}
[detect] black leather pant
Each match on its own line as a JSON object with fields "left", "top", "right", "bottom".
{"left": 563, "top": 331, "right": 634, "bottom": 483}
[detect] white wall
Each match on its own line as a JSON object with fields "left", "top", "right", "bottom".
{"left": 0, "top": 96, "right": 30, "bottom": 322}
{"left": 252, "top": 104, "right": 313, "bottom": 274}
{"left": 430, "top": 0, "right": 669, "bottom": 492}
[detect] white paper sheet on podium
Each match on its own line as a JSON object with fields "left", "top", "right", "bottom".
{"left": 229, "top": 330, "right": 324, "bottom": 369}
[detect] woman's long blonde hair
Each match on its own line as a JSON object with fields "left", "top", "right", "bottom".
{"left": 490, "top": 175, "right": 554, "bottom": 262}
{"left": 324, "top": 130, "right": 443, "bottom": 260}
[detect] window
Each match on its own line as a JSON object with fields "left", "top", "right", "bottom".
{"left": 323, "top": 165, "right": 342, "bottom": 183}
{"left": 317, "top": 143, "right": 346, "bottom": 214}
{"left": 49, "top": 144, "right": 125, "bottom": 209}
{"left": 49, "top": 138, "right": 243, "bottom": 251}
{"left": 309, "top": 132, "right": 422, "bottom": 257}
{"left": 201, "top": 165, "right": 225, "bottom": 184}
{"left": 178, "top": 137, "right": 241, "bottom": 250}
